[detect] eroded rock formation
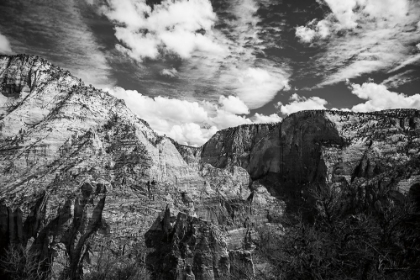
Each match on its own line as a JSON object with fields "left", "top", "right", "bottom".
{"left": 145, "top": 208, "right": 254, "bottom": 280}
{"left": 1, "top": 54, "right": 420, "bottom": 279}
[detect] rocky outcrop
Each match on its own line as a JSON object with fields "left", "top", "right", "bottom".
{"left": 145, "top": 208, "right": 254, "bottom": 280}
{"left": 0, "top": 180, "right": 106, "bottom": 280}
{"left": 202, "top": 109, "right": 420, "bottom": 210}
{"left": 201, "top": 123, "right": 281, "bottom": 180}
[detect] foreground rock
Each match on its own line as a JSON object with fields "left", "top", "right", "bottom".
{"left": 145, "top": 207, "right": 254, "bottom": 280}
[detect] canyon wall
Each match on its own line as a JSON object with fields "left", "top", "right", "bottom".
{"left": 1, "top": 54, "right": 420, "bottom": 279}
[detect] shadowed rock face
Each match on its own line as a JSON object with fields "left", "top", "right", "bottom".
{"left": 0, "top": 181, "right": 106, "bottom": 280}
{"left": 1, "top": 54, "right": 420, "bottom": 279}
{"left": 202, "top": 109, "right": 420, "bottom": 208}
{"left": 145, "top": 209, "right": 254, "bottom": 280}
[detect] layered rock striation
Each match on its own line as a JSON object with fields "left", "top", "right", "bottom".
{"left": 202, "top": 109, "right": 420, "bottom": 208}
{"left": 1, "top": 54, "right": 420, "bottom": 279}
{"left": 0, "top": 55, "right": 274, "bottom": 279}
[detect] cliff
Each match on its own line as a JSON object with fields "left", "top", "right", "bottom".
{"left": 1, "top": 54, "right": 420, "bottom": 279}
{"left": 0, "top": 55, "right": 274, "bottom": 279}
{"left": 202, "top": 109, "right": 420, "bottom": 209}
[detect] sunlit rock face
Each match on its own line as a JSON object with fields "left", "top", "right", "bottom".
{"left": 1, "top": 54, "right": 420, "bottom": 279}
{"left": 0, "top": 55, "right": 275, "bottom": 279}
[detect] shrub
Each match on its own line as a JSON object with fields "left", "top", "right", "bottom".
{"left": 256, "top": 183, "right": 420, "bottom": 280}
{"left": 82, "top": 240, "right": 150, "bottom": 280}
{"left": 0, "top": 244, "right": 48, "bottom": 280}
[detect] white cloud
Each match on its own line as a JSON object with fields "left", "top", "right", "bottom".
{"left": 219, "top": 67, "right": 290, "bottom": 109}
{"left": 108, "top": 86, "right": 280, "bottom": 146}
{"left": 296, "top": 19, "right": 332, "bottom": 43}
{"left": 297, "top": 0, "right": 420, "bottom": 87}
{"left": 168, "top": 123, "right": 218, "bottom": 147}
{"left": 277, "top": 93, "right": 328, "bottom": 115}
{"left": 322, "top": 0, "right": 409, "bottom": 30}
{"left": 350, "top": 82, "right": 420, "bottom": 112}
{"left": 0, "top": 32, "right": 13, "bottom": 54}
{"left": 295, "top": 26, "right": 316, "bottom": 43}
{"left": 211, "top": 109, "right": 252, "bottom": 129}
{"left": 100, "top": 0, "right": 226, "bottom": 61}
{"left": 219, "top": 95, "right": 249, "bottom": 115}
{"left": 160, "top": 68, "right": 178, "bottom": 78}
{"left": 252, "top": 113, "right": 282, "bottom": 123}
{"left": 389, "top": 53, "right": 420, "bottom": 73}
{"left": 97, "top": 0, "right": 290, "bottom": 110}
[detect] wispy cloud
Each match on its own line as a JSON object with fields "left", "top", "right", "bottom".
{"left": 381, "top": 70, "right": 418, "bottom": 89}
{"left": 388, "top": 53, "right": 420, "bottom": 74}
{"left": 296, "top": 0, "right": 420, "bottom": 88}
{"left": 96, "top": 0, "right": 290, "bottom": 109}
{"left": 0, "top": 0, "right": 114, "bottom": 88}
{"left": 217, "top": 66, "right": 290, "bottom": 109}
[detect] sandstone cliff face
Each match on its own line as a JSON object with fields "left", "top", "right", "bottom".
{"left": 0, "top": 55, "right": 269, "bottom": 279}
{"left": 1, "top": 54, "right": 420, "bottom": 279}
{"left": 202, "top": 109, "right": 420, "bottom": 208}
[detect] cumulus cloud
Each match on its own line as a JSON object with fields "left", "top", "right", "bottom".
{"left": 219, "top": 95, "right": 249, "bottom": 115}
{"left": 295, "top": 19, "right": 331, "bottom": 43}
{"left": 252, "top": 113, "right": 282, "bottom": 123}
{"left": 297, "top": 0, "right": 420, "bottom": 87}
{"left": 295, "top": 26, "right": 316, "bottom": 43}
{"left": 276, "top": 93, "right": 328, "bottom": 115}
{"left": 108, "top": 87, "right": 281, "bottom": 146}
{"left": 168, "top": 123, "right": 218, "bottom": 147}
{"left": 322, "top": 0, "right": 409, "bottom": 31}
{"left": 0, "top": 32, "right": 12, "bottom": 54}
{"left": 349, "top": 82, "right": 420, "bottom": 112}
{"left": 100, "top": 0, "right": 226, "bottom": 61}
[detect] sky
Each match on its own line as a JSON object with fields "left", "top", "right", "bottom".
{"left": 0, "top": 0, "right": 420, "bottom": 146}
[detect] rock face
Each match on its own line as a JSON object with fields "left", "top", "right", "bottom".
{"left": 0, "top": 180, "right": 106, "bottom": 280}
{"left": 1, "top": 54, "right": 420, "bottom": 279}
{"left": 0, "top": 55, "right": 272, "bottom": 279}
{"left": 202, "top": 110, "right": 420, "bottom": 209}
{"left": 145, "top": 208, "right": 254, "bottom": 280}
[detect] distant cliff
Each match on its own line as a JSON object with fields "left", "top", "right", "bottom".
{"left": 202, "top": 109, "right": 420, "bottom": 208}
